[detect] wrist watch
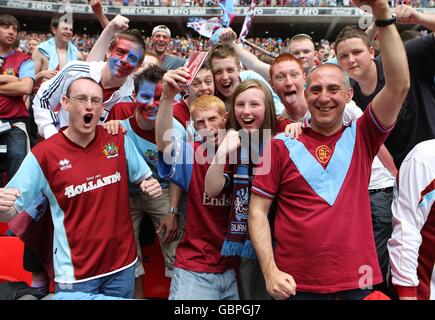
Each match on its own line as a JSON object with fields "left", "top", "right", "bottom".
{"left": 169, "top": 207, "right": 180, "bottom": 215}
{"left": 375, "top": 13, "right": 397, "bottom": 27}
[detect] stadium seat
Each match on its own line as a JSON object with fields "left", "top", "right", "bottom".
{"left": 141, "top": 235, "right": 170, "bottom": 299}
{"left": 0, "top": 236, "right": 32, "bottom": 285}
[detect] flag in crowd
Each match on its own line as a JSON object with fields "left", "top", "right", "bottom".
{"left": 187, "top": 17, "right": 223, "bottom": 38}
{"left": 239, "top": 0, "right": 256, "bottom": 41}
{"left": 218, "top": 0, "right": 235, "bottom": 27}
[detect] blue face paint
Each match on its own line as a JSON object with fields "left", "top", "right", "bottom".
{"left": 136, "top": 80, "right": 162, "bottom": 121}
{"left": 108, "top": 39, "right": 143, "bottom": 78}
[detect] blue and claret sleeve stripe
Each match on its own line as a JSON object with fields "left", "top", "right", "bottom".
{"left": 158, "top": 139, "right": 193, "bottom": 192}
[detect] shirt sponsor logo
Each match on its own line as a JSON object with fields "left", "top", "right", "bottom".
{"left": 103, "top": 143, "right": 119, "bottom": 158}
{"left": 202, "top": 192, "right": 232, "bottom": 206}
{"left": 316, "top": 145, "right": 332, "bottom": 164}
{"left": 64, "top": 171, "right": 121, "bottom": 198}
{"left": 59, "top": 159, "right": 72, "bottom": 171}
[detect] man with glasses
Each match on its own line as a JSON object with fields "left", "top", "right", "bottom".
{"left": 0, "top": 77, "right": 162, "bottom": 299}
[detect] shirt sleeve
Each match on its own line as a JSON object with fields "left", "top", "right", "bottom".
{"left": 388, "top": 147, "right": 435, "bottom": 298}
{"left": 157, "top": 138, "right": 194, "bottom": 192}
{"left": 18, "top": 59, "right": 35, "bottom": 80}
{"left": 124, "top": 134, "right": 153, "bottom": 184}
{"left": 356, "top": 103, "right": 394, "bottom": 161}
{"left": 6, "top": 153, "right": 48, "bottom": 214}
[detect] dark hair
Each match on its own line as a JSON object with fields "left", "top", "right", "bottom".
{"left": 199, "top": 61, "right": 211, "bottom": 72}
{"left": 209, "top": 43, "right": 241, "bottom": 73}
{"left": 0, "top": 15, "right": 19, "bottom": 31}
{"left": 335, "top": 26, "right": 371, "bottom": 54}
{"left": 49, "top": 15, "right": 72, "bottom": 30}
{"left": 108, "top": 29, "right": 146, "bottom": 66}
{"left": 134, "top": 65, "right": 165, "bottom": 93}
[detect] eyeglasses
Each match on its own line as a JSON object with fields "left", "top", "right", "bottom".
{"left": 290, "top": 33, "right": 313, "bottom": 42}
{"left": 68, "top": 95, "right": 103, "bottom": 106}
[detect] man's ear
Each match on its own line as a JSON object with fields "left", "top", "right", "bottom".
{"left": 61, "top": 96, "right": 69, "bottom": 112}
{"left": 369, "top": 46, "right": 375, "bottom": 59}
{"left": 346, "top": 87, "right": 354, "bottom": 103}
{"left": 224, "top": 111, "right": 229, "bottom": 122}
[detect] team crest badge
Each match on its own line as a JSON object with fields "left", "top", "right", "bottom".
{"left": 3, "top": 67, "right": 16, "bottom": 76}
{"left": 103, "top": 143, "right": 119, "bottom": 158}
{"left": 316, "top": 145, "right": 332, "bottom": 164}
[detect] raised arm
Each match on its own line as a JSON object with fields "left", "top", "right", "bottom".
{"left": 219, "top": 27, "right": 271, "bottom": 81}
{"left": 86, "top": 14, "right": 129, "bottom": 62}
{"left": 91, "top": 0, "right": 110, "bottom": 29}
{"left": 155, "top": 68, "right": 190, "bottom": 153}
{"left": 357, "top": 0, "right": 410, "bottom": 128}
{"left": 395, "top": 4, "right": 435, "bottom": 32}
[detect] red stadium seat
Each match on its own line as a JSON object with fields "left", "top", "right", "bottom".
{"left": 141, "top": 235, "right": 170, "bottom": 299}
{"left": 0, "top": 236, "right": 32, "bottom": 285}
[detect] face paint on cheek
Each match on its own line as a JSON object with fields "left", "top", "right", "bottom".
{"left": 137, "top": 81, "right": 159, "bottom": 120}
{"left": 109, "top": 47, "right": 143, "bottom": 77}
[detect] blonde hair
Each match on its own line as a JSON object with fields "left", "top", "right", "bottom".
{"left": 190, "top": 95, "right": 226, "bottom": 117}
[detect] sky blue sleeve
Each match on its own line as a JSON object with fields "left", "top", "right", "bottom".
{"left": 124, "top": 134, "right": 153, "bottom": 183}
{"left": 18, "top": 59, "right": 35, "bottom": 80}
{"left": 172, "top": 118, "right": 187, "bottom": 141}
{"left": 6, "top": 153, "right": 47, "bottom": 213}
{"left": 157, "top": 139, "right": 193, "bottom": 192}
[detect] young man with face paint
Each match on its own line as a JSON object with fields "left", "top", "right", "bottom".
{"left": 0, "top": 77, "right": 162, "bottom": 299}
{"left": 33, "top": 15, "right": 144, "bottom": 139}
{"left": 104, "top": 65, "right": 186, "bottom": 298}
{"left": 249, "top": 0, "right": 410, "bottom": 300}
{"left": 156, "top": 67, "right": 239, "bottom": 300}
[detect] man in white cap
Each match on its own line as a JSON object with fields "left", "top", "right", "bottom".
{"left": 151, "top": 25, "right": 186, "bottom": 71}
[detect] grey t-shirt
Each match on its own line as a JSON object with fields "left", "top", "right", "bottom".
{"left": 161, "top": 54, "right": 186, "bottom": 71}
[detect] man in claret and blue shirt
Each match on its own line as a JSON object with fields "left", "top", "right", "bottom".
{"left": 0, "top": 77, "right": 162, "bottom": 299}
{"left": 155, "top": 67, "right": 238, "bottom": 300}
{"left": 249, "top": 0, "right": 410, "bottom": 300}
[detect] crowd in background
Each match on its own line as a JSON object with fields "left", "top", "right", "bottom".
{"left": 30, "top": 0, "right": 435, "bottom": 8}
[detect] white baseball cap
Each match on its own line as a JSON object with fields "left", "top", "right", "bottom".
{"left": 152, "top": 25, "right": 171, "bottom": 38}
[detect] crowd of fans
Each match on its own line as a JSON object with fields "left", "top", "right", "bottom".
{"left": 16, "top": 30, "right": 338, "bottom": 62}
{"left": 30, "top": 0, "right": 435, "bottom": 8}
